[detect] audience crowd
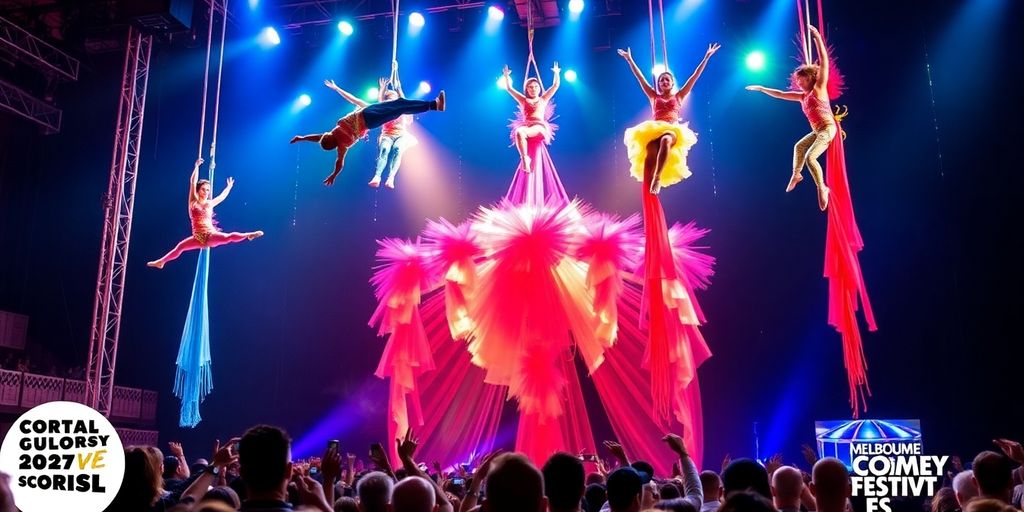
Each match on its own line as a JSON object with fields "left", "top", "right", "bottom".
{"left": 1, "top": 424, "right": 1021, "bottom": 512}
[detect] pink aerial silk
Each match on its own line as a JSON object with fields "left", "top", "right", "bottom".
{"left": 824, "top": 119, "right": 876, "bottom": 416}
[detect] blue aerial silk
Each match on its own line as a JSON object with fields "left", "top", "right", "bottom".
{"left": 173, "top": 247, "right": 212, "bottom": 427}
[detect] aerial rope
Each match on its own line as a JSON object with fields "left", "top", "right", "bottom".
{"left": 647, "top": 0, "right": 669, "bottom": 79}
{"left": 390, "top": 0, "right": 400, "bottom": 82}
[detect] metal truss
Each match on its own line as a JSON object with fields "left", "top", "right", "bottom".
{"left": 0, "top": 14, "right": 79, "bottom": 80}
{"left": 86, "top": 26, "right": 152, "bottom": 417}
{"left": 0, "top": 77, "right": 61, "bottom": 133}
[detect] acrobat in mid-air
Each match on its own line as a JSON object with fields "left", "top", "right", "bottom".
{"left": 747, "top": 25, "right": 833, "bottom": 211}
{"left": 501, "top": 61, "right": 560, "bottom": 174}
{"left": 147, "top": 158, "right": 263, "bottom": 269}
{"left": 290, "top": 73, "right": 445, "bottom": 187}
{"left": 618, "top": 43, "right": 719, "bottom": 195}
{"left": 369, "top": 61, "right": 422, "bottom": 189}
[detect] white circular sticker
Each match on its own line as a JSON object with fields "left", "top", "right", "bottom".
{"left": 0, "top": 401, "right": 125, "bottom": 512}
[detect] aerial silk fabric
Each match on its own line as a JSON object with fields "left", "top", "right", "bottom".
{"left": 824, "top": 118, "right": 876, "bottom": 416}
{"left": 369, "top": 126, "right": 713, "bottom": 474}
{"left": 174, "top": 248, "right": 213, "bottom": 428}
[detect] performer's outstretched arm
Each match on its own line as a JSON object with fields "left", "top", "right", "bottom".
{"left": 189, "top": 158, "right": 203, "bottom": 203}
{"left": 676, "top": 43, "right": 720, "bottom": 101}
{"left": 324, "top": 79, "right": 370, "bottom": 108}
{"left": 541, "top": 61, "right": 561, "bottom": 101}
{"left": 809, "top": 25, "right": 829, "bottom": 94}
{"left": 209, "top": 176, "right": 233, "bottom": 207}
{"left": 616, "top": 48, "right": 656, "bottom": 98}
{"left": 501, "top": 65, "right": 528, "bottom": 104}
{"left": 745, "top": 85, "right": 802, "bottom": 101}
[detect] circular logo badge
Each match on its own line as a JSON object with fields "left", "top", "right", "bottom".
{"left": 0, "top": 401, "right": 125, "bottom": 512}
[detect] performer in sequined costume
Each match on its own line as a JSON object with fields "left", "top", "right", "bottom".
{"left": 147, "top": 158, "right": 263, "bottom": 269}
{"left": 501, "top": 62, "right": 561, "bottom": 175}
{"left": 616, "top": 43, "right": 719, "bottom": 421}
{"left": 746, "top": 25, "right": 833, "bottom": 211}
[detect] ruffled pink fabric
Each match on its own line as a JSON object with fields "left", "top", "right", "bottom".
{"left": 369, "top": 124, "right": 714, "bottom": 470}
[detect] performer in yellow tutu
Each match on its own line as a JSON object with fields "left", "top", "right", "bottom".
{"left": 618, "top": 44, "right": 719, "bottom": 194}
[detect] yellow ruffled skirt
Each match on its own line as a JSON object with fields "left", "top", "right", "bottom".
{"left": 623, "top": 120, "right": 698, "bottom": 189}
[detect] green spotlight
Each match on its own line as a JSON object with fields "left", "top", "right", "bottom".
{"left": 745, "top": 51, "right": 766, "bottom": 72}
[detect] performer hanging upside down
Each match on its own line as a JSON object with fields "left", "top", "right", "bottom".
{"left": 501, "top": 61, "right": 560, "bottom": 174}
{"left": 746, "top": 25, "right": 832, "bottom": 211}
{"left": 371, "top": 61, "right": 420, "bottom": 189}
{"left": 618, "top": 44, "right": 719, "bottom": 195}
{"left": 291, "top": 78, "right": 445, "bottom": 186}
{"left": 147, "top": 158, "right": 263, "bottom": 269}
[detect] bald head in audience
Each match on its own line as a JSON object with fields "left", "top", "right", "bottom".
{"left": 810, "top": 458, "right": 850, "bottom": 512}
{"left": 954, "top": 470, "right": 980, "bottom": 508}
{"left": 771, "top": 466, "right": 804, "bottom": 512}
{"left": 392, "top": 476, "right": 436, "bottom": 512}
{"left": 357, "top": 471, "right": 394, "bottom": 512}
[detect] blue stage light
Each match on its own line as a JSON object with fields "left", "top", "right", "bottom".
{"left": 488, "top": 6, "right": 505, "bottom": 21}
{"left": 258, "top": 26, "right": 280, "bottom": 47}
{"left": 417, "top": 81, "right": 432, "bottom": 95}
{"left": 568, "top": 0, "right": 585, "bottom": 14}
{"left": 338, "top": 21, "right": 354, "bottom": 36}
{"left": 745, "top": 51, "right": 766, "bottom": 71}
{"left": 564, "top": 69, "right": 577, "bottom": 82}
{"left": 290, "top": 93, "right": 312, "bottom": 113}
{"left": 409, "top": 12, "right": 425, "bottom": 28}
{"left": 366, "top": 87, "right": 379, "bottom": 100}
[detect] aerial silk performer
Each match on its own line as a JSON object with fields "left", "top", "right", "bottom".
{"left": 616, "top": 40, "right": 719, "bottom": 424}
{"left": 147, "top": 158, "right": 262, "bottom": 269}
{"left": 745, "top": 1, "right": 876, "bottom": 415}
{"left": 500, "top": 60, "right": 565, "bottom": 206}
{"left": 159, "top": 0, "right": 243, "bottom": 427}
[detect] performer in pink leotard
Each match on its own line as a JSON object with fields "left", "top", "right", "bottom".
{"left": 747, "top": 25, "right": 834, "bottom": 211}
{"left": 147, "top": 158, "right": 263, "bottom": 269}
{"left": 501, "top": 62, "right": 560, "bottom": 175}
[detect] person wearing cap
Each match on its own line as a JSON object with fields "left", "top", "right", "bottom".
{"left": 606, "top": 466, "right": 648, "bottom": 512}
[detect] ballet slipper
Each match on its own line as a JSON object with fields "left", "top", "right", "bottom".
{"left": 435, "top": 91, "right": 446, "bottom": 111}
{"left": 248, "top": 231, "right": 264, "bottom": 241}
{"left": 385, "top": 178, "right": 395, "bottom": 189}
{"left": 147, "top": 260, "right": 165, "bottom": 269}
{"left": 786, "top": 172, "right": 804, "bottom": 192}
{"left": 369, "top": 176, "right": 382, "bottom": 188}
{"left": 522, "top": 156, "right": 532, "bottom": 174}
{"left": 818, "top": 186, "right": 830, "bottom": 211}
